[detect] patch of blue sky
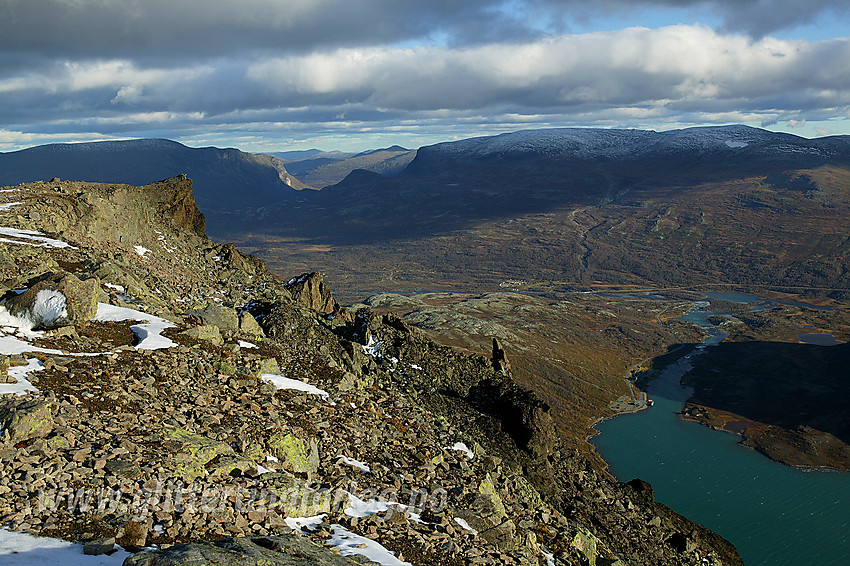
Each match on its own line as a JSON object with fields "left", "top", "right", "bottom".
{"left": 490, "top": 2, "right": 846, "bottom": 42}
{"left": 495, "top": 1, "right": 721, "bottom": 36}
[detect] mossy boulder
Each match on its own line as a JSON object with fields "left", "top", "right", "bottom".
{"left": 252, "top": 357, "right": 280, "bottom": 377}
{"left": 0, "top": 356, "right": 12, "bottom": 384}
{"left": 264, "top": 474, "right": 334, "bottom": 518}
{"left": 477, "top": 473, "right": 507, "bottom": 520}
{"left": 452, "top": 473, "right": 526, "bottom": 551}
{"left": 217, "top": 360, "right": 237, "bottom": 376}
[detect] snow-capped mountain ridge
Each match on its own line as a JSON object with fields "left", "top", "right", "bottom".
{"left": 424, "top": 125, "right": 847, "bottom": 161}
{"left": 29, "top": 138, "right": 186, "bottom": 154}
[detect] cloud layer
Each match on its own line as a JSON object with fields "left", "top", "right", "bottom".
{"left": 1, "top": 0, "right": 849, "bottom": 150}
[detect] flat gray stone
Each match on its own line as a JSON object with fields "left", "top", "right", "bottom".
{"left": 122, "top": 535, "right": 367, "bottom": 565}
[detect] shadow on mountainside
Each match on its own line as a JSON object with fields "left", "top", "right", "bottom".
{"left": 683, "top": 341, "right": 850, "bottom": 445}
{"left": 209, "top": 145, "right": 850, "bottom": 247}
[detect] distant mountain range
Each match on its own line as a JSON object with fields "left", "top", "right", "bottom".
{"left": 0, "top": 139, "right": 308, "bottom": 210}
{"left": 267, "top": 125, "right": 850, "bottom": 239}
{"left": 219, "top": 125, "right": 850, "bottom": 293}
{"left": 4, "top": 126, "right": 850, "bottom": 292}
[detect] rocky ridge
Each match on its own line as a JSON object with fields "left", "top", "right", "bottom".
{"left": 0, "top": 177, "right": 742, "bottom": 565}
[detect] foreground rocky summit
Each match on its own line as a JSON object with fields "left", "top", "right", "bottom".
{"left": 0, "top": 177, "right": 742, "bottom": 565}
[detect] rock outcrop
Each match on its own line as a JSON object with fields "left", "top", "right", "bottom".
{"left": 284, "top": 272, "right": 333, "bottom": 313}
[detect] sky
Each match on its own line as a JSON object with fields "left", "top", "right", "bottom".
{"left": 1, "top": 0, "right": 849, "bottom": 153}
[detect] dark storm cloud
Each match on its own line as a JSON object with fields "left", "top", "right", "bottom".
{"left": 0, "top": 0, "right": 533, "bottom": 61}
{"left": 533, "top": 0, "right": 850, "bottom": 37}
{"left": 2, "top": 0, "right": 845, "bottom": 63}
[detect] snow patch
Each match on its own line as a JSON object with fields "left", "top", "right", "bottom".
{"left": 0, "top": 334, "right": 62, "bottom": 356}
{"left": 453, "top": 517, "right": 478, "bottom": 535}
{"left": 448, "top": 442, "right": 474, "bottom": 459}
{"left": 286, "top": 274, "right": 310, "bottom": 286}
{"left": 362, "top": 334, "right": 383, "bottom": 357}
{"left": 261, "top": 373, "right": 330, "bottom": 400}
{"left": 0, "top": 290, "right": 67, "bottom": 337}
{"left": 337, "top": 455, "right": 370, "bottom": 473}
{"left": 0, "top": 202, "right": 22, "bottom": 211}
{"left": 92, "top": 303, "right": 176, "bottom": 350}
{"left": 0, "top": 227, "right": 76, "bottom": 249}
{"left": 237, "top": 340, "right": 257, "bottom": 349}
{"left": 0, "top": 527, "right": 130, "bottom": 565}
{"left": 344, "top": 492, "right": 406, "bottom": 519}
{"left": 285, "top": 514, "right": 327, "bottom": 533}
{"left": 327, "top": 525, "right": 412, "bottom": 566}
{"left": 30, "top": 290, "right": 68, "bottom": 328}
{"left": 103, "top": 283, "right": 125, "bottom": 292}
{"left": 0, "top": 358, "right": 44, "bottom": 396}
{"left": 0, "top": 305, "right": 40, "bottom": 339}
{"left": 725, "top": 140, "right": 749, "bottom": 148}
{"left": 133, "top": 245, "right": 150, "bottom": 256}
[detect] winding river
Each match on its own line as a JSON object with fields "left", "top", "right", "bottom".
{"left": 591, "top": 294, "right": 850, "bottom": 566}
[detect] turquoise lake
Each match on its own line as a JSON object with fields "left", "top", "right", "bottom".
{"left": 592, "top": 294, "right": 850, "bottom": 565}
{"left": 592, "top": 342, "right": 850, "bottom": 566}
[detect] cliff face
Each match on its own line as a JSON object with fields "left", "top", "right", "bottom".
{"left": 0, "top": 177, "right": 742, "bottom": 565}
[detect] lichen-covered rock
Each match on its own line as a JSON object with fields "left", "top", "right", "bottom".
{"left": 265, "top": 474, "right": 334, "bottom": 518}
{"left": 456, "top": 472, "right": 523, "bottom": 550}
{"left": 0, "top": 398, "right": 53, "bottom": 443}
{"left": 206, "top": 455, "right": 257, "bottom": 479}
{"left": 267, "top": 432, "right": 319, "bottom": 476}
{"left": 238, "top": 311, "right": 264, "bottom": 336}
{"left": 188, "top": 304, "right": 239, "bottom": 331}
{"left": 477, "top": 473, "right": 507, "bottom": 520}
{"left": 180, "top": 324, "right": 223, "bottom": 346}
{"left": 162, "top": 428, "right": 235, "bottom": 481}
{"left": 122, "top": 535, "right": 364, "bottom": 566}
{"left": 572, "top": 526, "right": 600, "bottom": 566}
{"left": 252, "top": 357, "right": 280, "bottom": 377}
